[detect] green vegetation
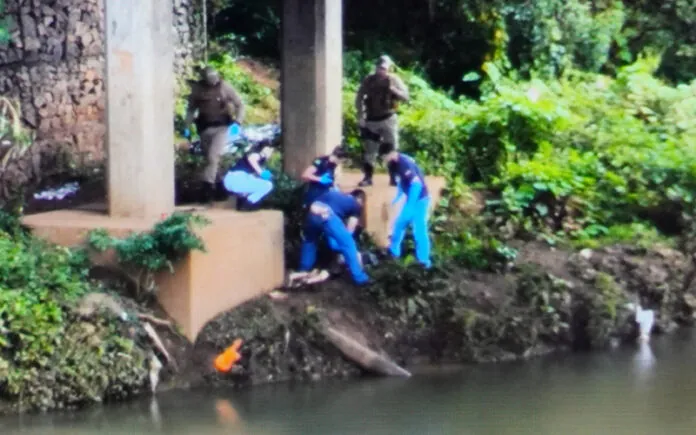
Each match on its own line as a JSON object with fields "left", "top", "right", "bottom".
{"left": 0, "top": 212, "right": 147, "bottom": 412}
{"left": 200, "top": 1, "right": 695, "bottom": 267}
{"left": 88, "top": 212, "right": 210, "bottom": 299}
{"left": 0, "top": 0, "right": 10, "bottom": 45}
{"left": 208, "top": 0, "right": 696, "bottom": 90}
{"left": 0, "top": 209, "right": 208, "bottom": 412}
{"left": 343, "top": 54, "right": 694, "bottom": 261}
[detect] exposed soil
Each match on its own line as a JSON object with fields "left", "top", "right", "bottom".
{"left": 188, "top": 241, "right": 696, "bottom": 389}
{"left": 236, "top": 58, "right": 280, "bottom": 90}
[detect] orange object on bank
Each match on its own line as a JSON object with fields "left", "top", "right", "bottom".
{"left": 214, "top": 339, "right": 243, "bottom": 373}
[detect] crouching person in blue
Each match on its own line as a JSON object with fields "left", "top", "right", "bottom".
{"left": 222, "top": 140, "right": 275, "bottom": 211}
{"left": 379, "top": 143, "right": 432, "bottom": 268}
{"left": 300, "top": 145, "right": 349, "bottom": 206}
{"left": 299, "top": 189, "right": 370, "bottom": 285}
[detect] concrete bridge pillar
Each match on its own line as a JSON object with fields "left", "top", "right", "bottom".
{"left": 22, "top": 0, "right": 284, "bottom": 342}
{"left": 281, "top": 0, "right": 343, "bottom": 178}
{"left": 105, "top": 0, "right": 175, "bottom": 218}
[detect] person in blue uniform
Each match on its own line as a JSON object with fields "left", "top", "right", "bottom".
{"left": 378, "top": 143, "right": 432, "bottom": 268}
{"left": 299, "top": 189, "right": 370, "bottom": 285}
{"left": 222, "top": 140, "right": 275, "bottom": 211}
{"left": 300, "top": 145, "right": 349, "bottom": 206}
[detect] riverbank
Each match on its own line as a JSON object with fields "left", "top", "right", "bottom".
{"left": 193, "top": 240, "right": 696, "bottom": 389}
{"left": 1, "top": 193, "right": 695, "bottom": 415}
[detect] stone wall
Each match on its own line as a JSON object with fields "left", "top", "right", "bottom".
{"left": 0, "top": 0, "right": 197, "bottom": 171}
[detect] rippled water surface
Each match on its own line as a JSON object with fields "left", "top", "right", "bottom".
{"left": 3, "top": 331, "right": 696, "bottom": 435}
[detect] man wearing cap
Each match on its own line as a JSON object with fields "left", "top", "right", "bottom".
{"left": 354, "top": 55, "right": 410, "bottom": 187}
{"left": 300, "top": 145, "right": 349, "bottom": 206}
{"left": 183, "top": 66, "right": 246, "bottom": 203}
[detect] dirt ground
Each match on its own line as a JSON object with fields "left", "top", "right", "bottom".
{"left": 186, "top": 240, "right": 696, "bottom": 389}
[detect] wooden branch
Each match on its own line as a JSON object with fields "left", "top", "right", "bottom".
{"left": 137, "top": 313, "right": 173, "bottom": 327}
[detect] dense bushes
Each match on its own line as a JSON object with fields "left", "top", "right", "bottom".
{"left": 341, "top": 53, "right": 696, "bottom": 248}
{"left": 193, "top": 48, "right": 693, "bottom": 266}
{"left": 0, "top": 213, "right": 148, "bottom": 411}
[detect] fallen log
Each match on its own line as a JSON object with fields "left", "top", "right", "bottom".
{"left": 318, "top": 320, "right": 411, "bottom": 378}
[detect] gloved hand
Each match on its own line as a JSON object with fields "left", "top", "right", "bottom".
{"left": 318, "top": 173, "right": 334, "bottom": 185}
{"left": 229, "top": 122, "right": 242, "bottom": 138}
{"left": 183, "top": 128, "right": 191, "bottom": 139}
{"left": 260, "top": 170, "right": 273, "bottom": 181}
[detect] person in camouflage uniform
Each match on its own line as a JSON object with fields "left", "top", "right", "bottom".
{"left": 354, "top": 55, "right": 409, "bottom": 186}
{"left": 183, "top": 67, "right": 246, "bottom": 203}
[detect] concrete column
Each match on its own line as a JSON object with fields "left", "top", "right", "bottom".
{"left": 281, "top": 0, "right": 343, "bottom": 178}
{"left": 105, "top": 0, "right": 175, "bottom": 218}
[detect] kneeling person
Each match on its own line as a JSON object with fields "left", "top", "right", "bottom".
{"left": 299, "top": 189, "right": 369, "bottom": 285}
{"left": 301, "top": 145, "right": 349, "bottom": 206}
{"left": 379, "top": 143, "right": 432, "bottom": 268}
{"left": 222, "top": 141, "right": 275, "bottom": 211}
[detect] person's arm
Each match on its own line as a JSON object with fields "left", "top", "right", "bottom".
{"left": 389, "top": 75, "right": 409, "bottom": 102}
{"left": 355, "top": 79, "right": 367, "bottom": 124}
{"left": 345, "top": 216, "right": 360, "bottom": 234}
{"left": 224, "top": 83, "right": 246, "bottom": 123}
{"left": 333, "top": 164, "right": 343, "bottom": 189}
{"left": 184, "top": 91, "right": 197, "bottom": 131}
{"left": 301, "top": 161, "right": 324, "bottom": 183}
{"left": 246, "top": 153, "right": 264, "bottom": 176}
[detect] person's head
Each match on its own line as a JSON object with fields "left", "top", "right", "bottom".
{"left": 349, "top": 189, "right": 367, "bottom": 208}
{"left": 201, "top": 66, "right": 221, "bottom": 87}
{"left": 329, "top": 145, "right": 349, "bottom": 162}
{"left": 377, "top": 142, "right": 398, "bottom": 164}
{"left": 252, "top": 140, "right": 275, "bottom": 159}
{"left": 375, "top": 55, "right": 394, "bottom": 77}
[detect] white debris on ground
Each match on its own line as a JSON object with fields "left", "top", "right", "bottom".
{"left": 33, "top": 181, "right": 80, "bottom": 201}
{"left": 190, "top": 123, "right": 281, "bottom": 156}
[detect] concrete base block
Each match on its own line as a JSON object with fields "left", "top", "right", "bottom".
{"left": 22, "top": 207, "right": 285, "bottom": 341}
{"left": 338, "top": 171, "right": 446, "bottom": 247}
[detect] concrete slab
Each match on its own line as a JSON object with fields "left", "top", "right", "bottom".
{"left": 338, "top": 171, "right": 446, "bottom": 247}
{"left": 22, "top": 207, "right": 285, "bottom": 341}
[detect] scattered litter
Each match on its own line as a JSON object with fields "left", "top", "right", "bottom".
{"left": 190, "top": 123, "right": 280, "bottom": 156}
{"left": 33, "top": 182, "right": 79, "bottom": 201}
{"left": 214, "top": 338, "right": 243, "bottom": 373}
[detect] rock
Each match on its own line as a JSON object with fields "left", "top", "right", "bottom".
{"left": 579, "top": 248, "right": 593, "bottom": 260}
{"left": 0, "top": 0, "right": 197, "bottom": 204}
{"left": 684, "top": 293, "right": 696, "bottom": 310}
{"left": 75, "top": 293, "right": 127, "bottom": 319}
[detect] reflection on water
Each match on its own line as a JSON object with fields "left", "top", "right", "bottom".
{"left": 2, "top": 330, "right": 696, "bottom": 434}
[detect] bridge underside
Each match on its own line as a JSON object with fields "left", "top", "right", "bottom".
{"left": 21, "top": 0, "right": 435, "bottom": 341}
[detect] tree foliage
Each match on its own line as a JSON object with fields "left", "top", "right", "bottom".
{"left": 0, "top": 0, "right": 10, "bottom": 44}
{"left": 207, "top": 0, "right": 696, "bottom": 93}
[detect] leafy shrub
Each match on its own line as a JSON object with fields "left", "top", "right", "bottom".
{"left": 0, "top": 212, "right": 147, "bottom": 411}
{"left": 342, "top": 50, "right": 696, "bottom": 242}
{"left": 88, "top": 212, "right": 209, "bottom": 298}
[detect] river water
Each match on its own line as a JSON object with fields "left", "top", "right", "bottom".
{"left": 3, "top": 330, "right": 696, "bottom": 435}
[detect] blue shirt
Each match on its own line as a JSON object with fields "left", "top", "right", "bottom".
{"left": 305, "top": 156, "right": 338, "bottom": 204}
{"left": 314, "top": 190, "right": 361, "bottom": 221}
{"left": 388, "top": 154, "right": 428, "bottom": 199}
{"left": 230, "top": 152, "right": 266, "bottom": 174}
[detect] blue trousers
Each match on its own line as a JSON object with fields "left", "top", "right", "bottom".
{"left": 299, "top": 211, "right": 369, "bottom": 285}
{"left": 390, "top": 196, "right": 431, "bottom": 268}
{"left": 223, "top": 170, "right": 273, "bottom": 204}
